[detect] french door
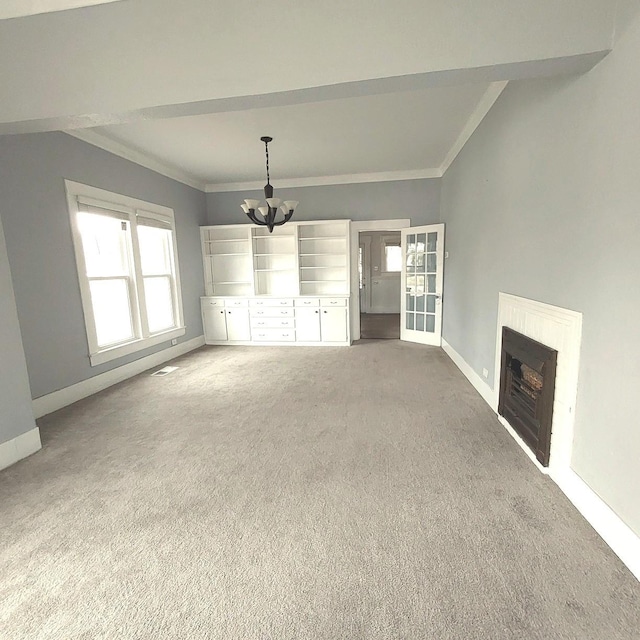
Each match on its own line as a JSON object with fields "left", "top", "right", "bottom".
{"left": 400, "top": 223, "right": 445, "bottom": 346}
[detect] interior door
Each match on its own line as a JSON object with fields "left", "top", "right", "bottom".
{"left": 400, "top": 224, "right": 445, "bottom": 346}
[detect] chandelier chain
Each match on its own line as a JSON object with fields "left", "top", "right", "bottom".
{"left": 264, "top": 138, "right": 270, "bottom": 186}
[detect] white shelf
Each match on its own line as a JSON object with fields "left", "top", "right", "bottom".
{"left": 214, "top": 280, "right": 252, "bottom": 285}
{"left": 299, "top": 236, "right": 346, "bottom": 241}
{"left": 206, "top": 252, "right": 250, "bottom": 257}
{"left": 202, "top": 220, "right": 349, "bottom": 299}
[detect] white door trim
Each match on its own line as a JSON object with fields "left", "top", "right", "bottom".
{"left": 359, "top": 235, "right": 372, "bottom": 313}
{"left": 350, "top": 219, "right": 411, "bottom": 341}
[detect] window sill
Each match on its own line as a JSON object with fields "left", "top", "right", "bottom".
{"left": 89, "top": 327, "right": 186, "bottom": 367}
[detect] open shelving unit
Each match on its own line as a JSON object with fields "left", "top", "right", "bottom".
{"left": 297, "top": 221, "right": 349, "bottom": 295}
{"left": 201, "top": 226, "right": 253, "bottom": 296}
{"left": 251, "top": 225, "right": 298, "bottom": 296}
{"left": 200, "top": 220, "right": 350, "bottom": 298}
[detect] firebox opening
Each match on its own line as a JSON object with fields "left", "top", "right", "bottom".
{"left": 498, "top": 327, "right": 558, "bottom": 467}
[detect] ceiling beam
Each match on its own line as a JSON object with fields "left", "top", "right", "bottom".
{"left": 0, "top": 0, "right": 615, "bottom": 133}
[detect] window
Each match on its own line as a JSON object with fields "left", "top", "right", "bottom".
{"left": 382, "top": 236, "right": 402, "bottom": 273}
{"left": 66, "top": 181, "right": 184, "bottom": 366}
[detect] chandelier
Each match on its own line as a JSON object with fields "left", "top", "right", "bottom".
{"left": 241, "top": 136, "right": 298, "bottom": 233}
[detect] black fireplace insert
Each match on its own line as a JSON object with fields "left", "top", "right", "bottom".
{"left": 498, "top": 327, "right": 558, "bottom": 466}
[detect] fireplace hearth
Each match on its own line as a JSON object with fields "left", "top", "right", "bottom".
{"left": 498, "top": 327, "right": 558, "bottom": 466}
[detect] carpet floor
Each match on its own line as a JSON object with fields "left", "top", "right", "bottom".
{"left": 1, "top": 341, "right": 638, "bottom": 639}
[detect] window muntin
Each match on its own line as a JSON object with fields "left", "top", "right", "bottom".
{"left": 67, "top": 181, "right": 184, "bottom": 366}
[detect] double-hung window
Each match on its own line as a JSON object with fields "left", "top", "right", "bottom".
{"left": 382, "top": 235, "right": 402, "bottom": 273}
{"left": 66, "top": 181, "right": 185, "bottom": 366}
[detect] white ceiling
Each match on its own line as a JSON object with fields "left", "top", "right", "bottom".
{"left": 0, "top": 0, "right": 123, "bottom": 20}
{"left": 0, "top": 0, "right": 616, "bottom": 190}
{"left": 92, "top": 82, "right": 494, "bottom": 189}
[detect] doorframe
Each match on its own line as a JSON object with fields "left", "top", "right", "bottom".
{"left": 350, "top": 219, "right": 411, "bottom": 341}
{"left": 358, "top": 234, "right": 373, "bottom": 313}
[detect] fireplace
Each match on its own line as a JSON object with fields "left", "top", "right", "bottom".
{"left": 498, "top": 327, "right": 558, "bottom": 466}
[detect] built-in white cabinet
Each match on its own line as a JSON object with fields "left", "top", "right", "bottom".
{"left": 202, "top": 299, "right": 252, "bottom": 342}
{"left": 294, "top": 303, "right": 321, "bottom": 342}
{"left": 225, "top": 308, "right": 251, "bottom": 341}
{"left": 320, "top": 302, "right": 348, "bottom": 343}
{"left": 200, "top": 220, "right": 351, "bottom": 347}
{"left": 201, "top": 296, "right": 350, "bottom": 345}
{"left": 202, "top": 299, "right": 228, "bottom": 341}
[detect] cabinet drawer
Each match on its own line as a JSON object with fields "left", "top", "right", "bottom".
{"left": 294, "top": 298, "right": 320, "bottom": 307}
{"left": 201, "top": 298, "right": 225, "bottom": 307}
{"left": 320, "top": 298, "right": 347, "bottom": 307}
{"left": 250, "top": 298, "right": 294, "bottom": 307}
{"left": 224, "top": 298, "right": 248, "bottom": 307}
{"left": 252, "top": 329, "right": 296, "bottom": 342}
{"left": 250, "top": 307, "right": 294, "bottom": 318}
{"left": 251, "top": 318, "right": 295, "bottom": 329}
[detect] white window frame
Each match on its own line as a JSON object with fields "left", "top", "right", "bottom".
{"left": 381, "top": 234, "right": 402, "bottom": 273}
{"left": 66, "top": 180, "right": 185, "bottom": 366}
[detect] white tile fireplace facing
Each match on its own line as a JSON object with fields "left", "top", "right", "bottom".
{"left": 494, "top": 293, "right": 582, "bottom": 474}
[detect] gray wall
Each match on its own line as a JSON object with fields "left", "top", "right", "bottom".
{"left": 0, "top": 217, "right": 36, "bottom": 445}
{"left": 0, "top": 132, "right": 207, "bottom": 399}
{"left": 206, "top": 179, "right": 441, "bottom": 227}
{"left": 439, "top": 3, "right": 640, "bottom": 535}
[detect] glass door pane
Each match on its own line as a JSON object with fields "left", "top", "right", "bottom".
{"left": 400, "top": 224, "right": 445, "bottom": 346}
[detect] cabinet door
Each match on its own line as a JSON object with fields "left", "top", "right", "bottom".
{"left": 203, "top": 308, "right": 228, "bottom": 341}
{"left": 320, "top": 307, "right": 348, "bottom": 342}
{"left": 225, "top": 308, "right": 251, "bottom": 341}
{"left": 295, "top": 308, "right": 321, "bottom": 342}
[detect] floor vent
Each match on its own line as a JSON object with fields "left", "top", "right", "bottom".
{"left": 151, "top": 366, "right": 178, "bottom": 377}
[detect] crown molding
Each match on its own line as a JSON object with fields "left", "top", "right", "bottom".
{"left": 64, "top": 130, "right": 206, "bottom": 191}
{"left": 205, "top": 169, "right": 442, "bottom": 193}
{"left": 439, "top": 81, "right": 508, "bottom": 175}
{"left": 64, "top": 82, "right": 507, "bottom": 195}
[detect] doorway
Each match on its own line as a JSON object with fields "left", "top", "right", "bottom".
{"left": 358, "top": 231, "right": 401, "bottom": 339}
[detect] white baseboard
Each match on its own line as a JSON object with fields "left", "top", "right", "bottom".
{"left": 0, "top": 427, "right": 42, "bottom": 471}
{"left": 552, "top": 468, "right": 640, "bottom": 581}
{"left": 441, "top": 337, "right": 640, "bottom": 583}
{"left": 33, "top": 336, "right": 205, "bottom": 418}
{"left": 441, "top": 338, "right": 496, "bottom": 410}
